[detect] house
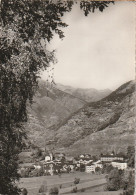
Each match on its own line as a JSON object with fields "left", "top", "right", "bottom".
{"left": 111, "top": 161, "right": 127, "bottom": 170}
{"left": 79, "top": 154, "right": 91, "bottom": 159}
{"left": 45, "top": 153, "right": 53, "bottom": 162}
{"left": 93, "top": 160, "right": 103, "bottom": 169}
{"left": 44, "top": 161, "right": 55, "bottom": 175}
{"left": 79, "top": 154, "right": 85, "bottom": 158}
{"left": 65, "top": 156, "right": 75, "bottom": 163}
{"left": 34, "top": 164, "right": 41, "bottom": 169}
{"left": 100, "top": 154, "right": 124, "bottom": 162}
{"left": 84, "top": 154, "right": 91, "bottom": 159}
{"left": 75, "top": 155, "right": 93, "bottom": 165}
{"left": 54, "top": 153, "right": 65, "bottom": 161}
{"left": 85, "top": 163, "right": 95, "bottom": 173}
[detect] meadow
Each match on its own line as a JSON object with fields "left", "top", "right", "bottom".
{"left": 17, "top": 172, "right": 122, "bottom": 195}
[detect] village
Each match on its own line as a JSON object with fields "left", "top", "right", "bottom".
{"left": 19, "top": 151, "right": 128, "bottom": 178}
{"left": 18, "top": 150, "right": 134, "bottom": 195}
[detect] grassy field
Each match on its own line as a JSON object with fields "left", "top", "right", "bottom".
{"left": 18, "top": 172, "right": 123, "bottom": 195}
{"left": 18, "top": 172, "right": 106, "bottom": 195}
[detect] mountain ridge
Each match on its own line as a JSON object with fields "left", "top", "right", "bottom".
{"left": 44, "top": 80, "right": 135, "bottom": 155}
{"left": 57, "top": 83, "right": 111, "bottom": 103}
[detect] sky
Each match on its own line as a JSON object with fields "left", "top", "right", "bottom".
{"left": 41, "top": 1, "right": 135, "bottom": 90}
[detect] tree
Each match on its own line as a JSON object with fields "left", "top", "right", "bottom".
{"left": 126, "top": 146, "right": 135, "bottom": 168}
{"left": 0, "top": 0, "right": 114, "bottom": 194}
{"left": 126, "top": 146, "right": 135, "bottom": 159}
{"left": 95, "top": 167, "right": 101, "bottom": 174}
{"left": 74, "top": 177, "right": 80, "bottom": 185}
{"left": 80, "top": 164, "right": 85, "bottom": 172}
{"left": 102, "top": 164, "right": 114, "bottom": 174}
{"left": 39, "top": 181, "right": 47, "bottom": 194}
{"left": 49, "top": 187, "right": 59, "bottom": 195}
{"left": 106, "top": 169, "right": 121, "bottom": 191}
{"left": 120, "top": 170, "right": 134, "bottom": 195}
{"left": 22, "top": 188, "right": 28, "bottom": 195}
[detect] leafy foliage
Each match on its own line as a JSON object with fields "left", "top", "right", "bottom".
{"left": 106, "top": 168, "right": 122, "bottom": 191}
{"left": 71, "top": 186, "right": 78, "bottom": 193}
{"left": 106, "top": 168, "right": 135, "bottom": 194}
{"left": 74, "top": 177, "right": 80, "bottom": 184}
{"left": 80, "top": 1, "right": 114, "bottom": 16}
{"left": 101, "top": 164, "right": 114, "bottom": 174}
{"left": 95, "top": 167, "right": 101, "bottom": 174}
{"left": 126, "top": 146, "right": 135, "bottom": 168}
{"left": 49, "top": 187, "right": 59, "bottom": 195}
{"left": 120, "top": 170, "right": 135, "bottom": 195}
{"left": 21, "top": 188, "right": 28, "bottom": 195}
{"left": 39, "top": 182, "right": 47, "bottom": 193}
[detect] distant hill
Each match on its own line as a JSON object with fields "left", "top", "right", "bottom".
{"left": 57, "top": 83, "right": 111, "bottom": 102}
{"left": 25, "top": 80, "right": 111, "bottom": 147}
{"left": 45, "top": 81, "right": 135, "bottom": 155}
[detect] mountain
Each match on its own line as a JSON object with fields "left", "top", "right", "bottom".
{"left": 25, "top": 81, "right": 110, "bottom": 147}
{"left": 57, "top": 83, "right": 111, "bottom": 102}
{"left": 45, "top": 80, "right": 135, "bottom": 155}
{"left": 25, "top": 81, "right": 85, "bottom": 145}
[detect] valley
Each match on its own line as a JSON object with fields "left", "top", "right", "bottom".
{"left": 36, "top": 80, "right": 135, "bottom": 155}
{"left": 25, "top": 80, "right": 112, "bottom": 150}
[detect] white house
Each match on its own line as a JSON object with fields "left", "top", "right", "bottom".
{"left": 34, "top": 165, "right": 41, "bottom": 169}
{"left": 111, "top": 161, "right": 127, "bottom": 170}
{"left": 79, "top": 154, "right": 85, "bottom": 158}
{"left": 44, "top": 161, "right": 55, "bottom": 175}
{"left": 85, "top": 163, "right": 95, "bottom": 173}
{"left": 93, "top": 160, "right": 103, "bottom": 169}
{"left": 45, "top": 153, "right": 53, "bottom": 162}
{"left": 100, "top": 154, "right": 124, "bottom": 162}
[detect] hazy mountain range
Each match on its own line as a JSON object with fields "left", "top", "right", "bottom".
{"left": 25, "top": 80, "right": 135, "bottom": 155}
{"left": 57, "top": 83, "right": 111, "bottom": 102}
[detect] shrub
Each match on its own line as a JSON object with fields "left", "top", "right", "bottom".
{"left": 30, "top": 168, "right": 44, "bottom": 177}
{"left": 80, "top": 164, "right": 85, "bottom": 172}
{"left": 74, "top": 178, "right": 80, "bottom": 184}
{"left": 120, "top": 171, "right": 134, "bottom": 195}
{"left": 39, "top": 183, "right": 47, "bottom": 193}
{"left": 38, "top": 167, "right": 44, "bottom": 176}
{"left": 49, "top": 187, "right": 59, "bottom": 195}
{"left": 95, "top": 167, "right": 101, "bottom": 174}
{"left": 22, "top": 188, "right": 28, "bottom": 195}
{"left": 106, "top": 169, "right": 121, "bottom": 191}
{"left": 71, "top": 187, "right": 77, "bottom": 193}
{"left": 59, "top": 184, "right": 62, "bottom": 189}
{"left": 20, "top": 168, "right": 29, "bottom": 178}
{"left": 80, "top": 188, "right": 85, "bottom": 192}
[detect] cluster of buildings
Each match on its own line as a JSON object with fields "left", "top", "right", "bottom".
{"left": 20, "top": 152, "right": 128, "bottom": 177}
{"left": 100, "top": 153, "right": 127, "bottom": 170}
{"left": 34, "top": 152, "right": 127, "bottom": 176}
{"left": 40, "top": 153, "right": 75, "bottom": 175}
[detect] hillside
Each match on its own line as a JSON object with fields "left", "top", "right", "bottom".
{"left": 46, "top": 81, "right": 135, "bottom": 155}
{"left": 25, "top": 80, "right": 110, "bottom": 147}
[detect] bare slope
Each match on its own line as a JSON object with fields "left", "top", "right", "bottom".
{"left": 25, "top": 81, "right": 86, "bottom": 145}
{"left": 48, "top": 81, "right": 135, "bottom": 155}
